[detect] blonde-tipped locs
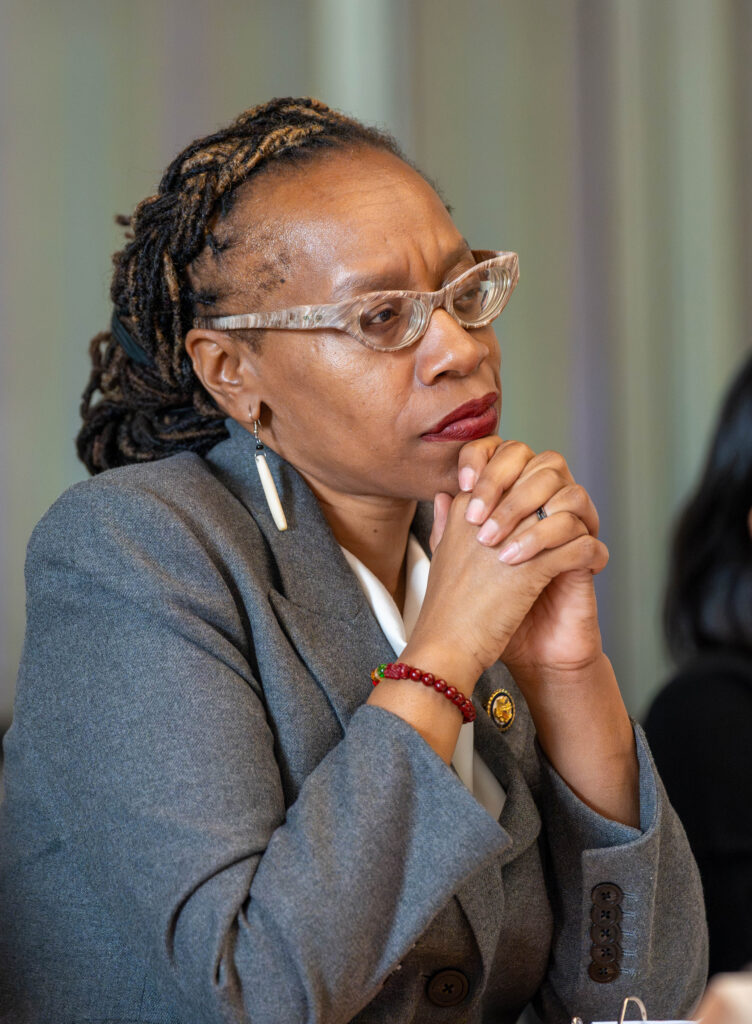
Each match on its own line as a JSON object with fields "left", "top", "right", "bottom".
{"left": 77, "top": 97, "right": 408, "bottom": 474}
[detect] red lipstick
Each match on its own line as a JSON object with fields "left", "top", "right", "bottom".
{"left": 421, "top": 392, "right": 499, "bottom": 442}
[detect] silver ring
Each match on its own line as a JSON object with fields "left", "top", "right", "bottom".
{"left": 536, "top": 506, "right": 547, "bottom": 520}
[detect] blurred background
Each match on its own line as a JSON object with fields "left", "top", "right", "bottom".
{"left": 1, "top": 0, "right": 750, "bottom": 727}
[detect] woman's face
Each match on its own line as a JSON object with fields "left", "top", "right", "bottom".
{"left": 195, "top": 148, "right": 502, "bottom": 502}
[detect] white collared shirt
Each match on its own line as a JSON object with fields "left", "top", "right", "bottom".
{"left": 341, "top": 535, "right": 506, "bottom": 819}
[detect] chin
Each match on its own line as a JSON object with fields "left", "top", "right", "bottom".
{"left": 403, "top": 462, "right": 463, "bottom": 503}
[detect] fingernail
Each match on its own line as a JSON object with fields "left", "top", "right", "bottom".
{"left": 477, "top": 519, "right": 498, "bottom": 545}
{"left": 466, "top": 498, "right": 486, "bottom": 524}
{"left": 498, "top": 541, "right": 521, "bottom": 564}
{"left": 459, "top": 467, "right": 477, "bottom": 491}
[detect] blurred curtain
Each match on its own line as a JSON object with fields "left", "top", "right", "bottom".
{"left": 1, "top": 0, "right": 750, "bottom": 722}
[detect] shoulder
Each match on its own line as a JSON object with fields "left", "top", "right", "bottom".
{"left": 33, "top": 452, "right": 249, "bottom": 538}
{"left": 34, "top": 451, "right": 228, "bottom": 530}
{"left": 26, "top": 452, "right": 268, "bottom": 590}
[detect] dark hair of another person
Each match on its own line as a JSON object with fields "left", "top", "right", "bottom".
{"left": 664, "top": 350, "right": 752, "bottom": 661}
{"left": 76, "top": 97, "right": 411, "bottom": 475}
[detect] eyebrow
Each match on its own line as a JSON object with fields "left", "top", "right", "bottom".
{"left": 329, "top": 238, "right": 474, "bottom": 301}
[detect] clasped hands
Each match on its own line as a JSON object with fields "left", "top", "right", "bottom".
{"left": 420, "top": 435, "right": 610, "bottom": 691}
{"left": 397, "top": 435, "right": 639, "bottom": 824}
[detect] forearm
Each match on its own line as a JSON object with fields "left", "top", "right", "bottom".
{"left": 513, "top": 653, "right": 640, "bottom": 827}
{"left": 366, "top": 637, "right": 484, "bottom": 764}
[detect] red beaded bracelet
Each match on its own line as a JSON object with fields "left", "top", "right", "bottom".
{"left": 370, "top": 661, "right": 477, "bottom": 723}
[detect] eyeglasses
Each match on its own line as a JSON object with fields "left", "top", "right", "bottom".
{"left": 194, "top": 249, "right": 519, "bottom": 352}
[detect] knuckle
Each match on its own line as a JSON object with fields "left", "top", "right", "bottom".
{"left": 580, "top": 534, "right": 603, "bottom": 559}
{"left": 562, "top": 510, "right": 585, "bottom": 532}
{"left": 504, "top": 440, "right": 534, "bottom": 461}
{"left": 563, "top": 483, "right": 590, "bottom": 513}
{"left": 568, "top": 533, "right": 590, "bottom": 556}
{"left": 463, "top": 436, "right": 498, "bottom": 463}
{"left": 536, "top": 449, "right": 568, "bottom": 471}
{"left": 542, "top": 466, "right": 567, "bottom": 489}
{"left": 559, "top": 483, "right": 598, "bottom": 522}
{"left": 536, "top": 448, "right": 558, "bottom": 465}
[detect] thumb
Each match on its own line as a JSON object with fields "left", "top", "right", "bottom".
{"left": 430, "top": 492, "right": 452, "bottom": 553}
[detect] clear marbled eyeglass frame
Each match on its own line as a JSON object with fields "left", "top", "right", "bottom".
{"left": 194, "top": 249, "right": 519, "bottom": 352}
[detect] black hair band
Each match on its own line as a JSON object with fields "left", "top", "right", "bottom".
{"left": 110, "top": 312, "right": 153, "bottom": 366}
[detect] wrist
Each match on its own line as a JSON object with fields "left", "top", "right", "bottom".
{"left": 509, "top": 649, "right": 610, "bottom": 694}
{"left": 372, "top": 661, "right": 477, "bottom": 722}
{"left": 399, "top": 640, "right": 485, "bottom": 696}
{"left": 519, "top": 655, "right": 637, "bottom": 771}
{"left": 515, "top": 654, "right": 639, "bottom": 826}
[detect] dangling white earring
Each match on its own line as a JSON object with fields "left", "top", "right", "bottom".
{"left": 253, "top": 420, "right": 287, "bottom": 532}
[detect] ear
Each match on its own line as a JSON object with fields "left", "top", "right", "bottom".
{"left": 185, "top": 328, "right": 262, "bottom": 422}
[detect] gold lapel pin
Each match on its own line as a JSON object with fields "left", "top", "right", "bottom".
{"left": 486, "top": 688, "right": 515, "bottom": 731}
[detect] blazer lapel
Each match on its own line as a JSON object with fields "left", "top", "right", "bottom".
{"left": 206, "top": 422, "right": 395, "bottom": 731}
{"left": 208, "top": 426, "right": 542, "bottom": 981}
{"left": 266, "top": 594, "right": 390, "bottom": 730}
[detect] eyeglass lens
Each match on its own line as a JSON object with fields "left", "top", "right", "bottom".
{"left": 356, "top": 264, "right": 512, "bottom": 349}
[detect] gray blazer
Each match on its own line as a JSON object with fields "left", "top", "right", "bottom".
{"left": 0, "top": 420, "right": 707, "bottom": 1023}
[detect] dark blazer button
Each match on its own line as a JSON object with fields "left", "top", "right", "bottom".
{"left": 592, "top": 883, "right": 623, "bottom": 907}
{"left": 590, "top": 943, "right": 621, "bottom": 964}
{"left": 588, "top": 961, "right": 620, "bottom": 983}
{"left": 590, "top": 903, "right": 622, "bottom": 926}
{"left": 426, "top": 969, "right": 470, "bottom": 1007}
{"left": 590, "top": 922, "right": 621, "bottom": 945}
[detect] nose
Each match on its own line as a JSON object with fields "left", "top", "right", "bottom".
{"left": 414, "top": 308, "right": 489, "bottom": 385}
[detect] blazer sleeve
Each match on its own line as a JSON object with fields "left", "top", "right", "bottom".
{"left": 12, "top": 478, "right": 507, "bottom": 1024}
{"left": 533, "top": 725, "right": 708, "bottom": 1022}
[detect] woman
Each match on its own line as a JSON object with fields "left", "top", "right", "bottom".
{"left": 645, "top": 350, "right": 752, "bottom": 977}
{"left": 0, "top": 97, "right": 706, "bottom": 1023}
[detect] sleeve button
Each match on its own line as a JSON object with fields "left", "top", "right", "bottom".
{"left": 591, "top": 883, "right": 624, "bottom": 907}
{"left": 590, "top": 943, "right": 621, "bottom": 964}
{"left": 590, "top": 923, "right": 621, "bottom": 945}
{"left": 590, "top": 903, "right": 622, "bottom": 926}
{"left": 588, "top": 961, "right": 620, "bottom": 983}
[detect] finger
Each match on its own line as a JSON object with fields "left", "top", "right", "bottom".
{"left": 497, "top": 511, "right": 590, "bottom": 564}
{"left": 465, "top": 440, "right": 536, "bottom": 524}
{"left": 548, "top": 484, "right": 599, "bottom": 538}
{"left": 457, "top": 435, "right": 505, "bottom": 491}
{"left": 475, "top": 465, "right": 571, "bottom": 545}
{"left": 479, "top": 478, "right": 600, "bottom": 547}
{"left": 516, "top": 532, "right": 610, "bottom": 578}
{"left": 516, "top": 448, "right": 575, "bottom": 485}
{"left": 430, "top": 492, "right": 452, "bottom": 552}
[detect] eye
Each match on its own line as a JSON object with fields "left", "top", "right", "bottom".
{"left": 358, "top": 296, "right": 415, "bottom": 346}
{"left": 366, "top": 305, "right": 399, "bottom": 325}
{"left": 360, "top": 300, "right": 405, "bottom": 332}
{"left": 456, "top": 283, "right": 481, "bottom": 304}
{"left": 452, "top": 273, "right": 486, "bottom": 315}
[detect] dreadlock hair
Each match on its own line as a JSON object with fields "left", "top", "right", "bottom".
{"left": 77, "top": 97, "right": 410, "bottom": 474}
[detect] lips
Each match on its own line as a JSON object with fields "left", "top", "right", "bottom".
{"left": 421, "top": 392, "right": 499, "bottom": 442}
